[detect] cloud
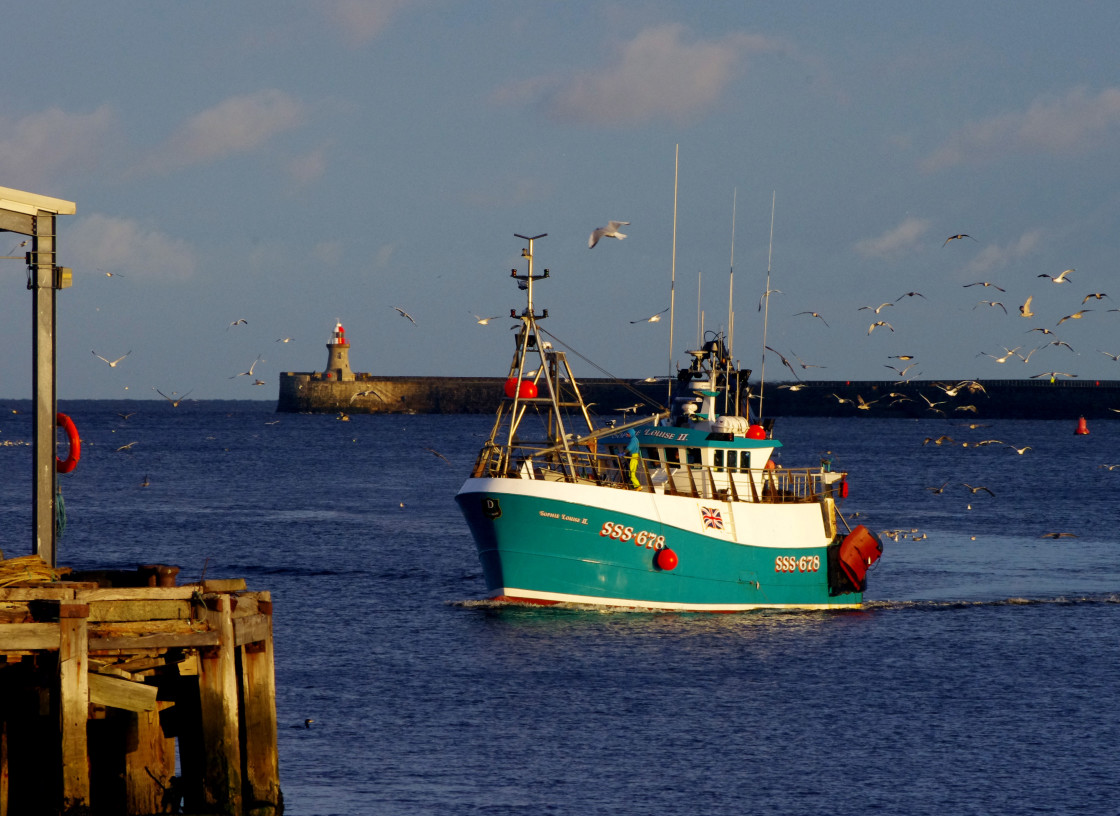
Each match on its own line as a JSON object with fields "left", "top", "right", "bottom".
{"left": 320, "top": 0, "right": 418, "bottom": 46}
{"left": 962, "top": 230, "right": 1042, "bottom": 276}
{"left": 0, "top": 106, "right": 116, "bottom": 189}
{"left": 67, "top": 213, "right": 198, "bottom": 280}
{"left": 497, "top": 24, "right": 784, "bottom": 126}
{"left": 922, "top": 86, "right": 1120, "bottom": 172}
{"left": 854, "top": 217, "right": 931, "bottom": 259}
{"left": 146, "top": 90, "right": 306, "bottom": 171}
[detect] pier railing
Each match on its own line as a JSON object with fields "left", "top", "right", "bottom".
{"left": 471, "top": 444, "right": 842, "bottom": 504}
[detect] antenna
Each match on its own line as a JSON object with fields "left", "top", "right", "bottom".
{"left": 728, "top": 188, "right": 736, "bottom": 359}
{"left": 758, "top": 192, "right": 776, "bottom": 420}
{"left": 667, "top": 145, "right": 679, "bottom": 405}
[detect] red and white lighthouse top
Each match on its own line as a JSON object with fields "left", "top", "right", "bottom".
{"left": 331, "top": 322, "right": 347, "bottom": 345}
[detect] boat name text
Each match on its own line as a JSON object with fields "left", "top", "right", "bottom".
{"left": 599, "top": 521, "right": 667, "bottom": 550}
{"left": 775, "top": 555, "right": 821, "bottom": 573}
{"left": 643, "top": 429, "right": 690, "bottom": 441}
{"left": 539, "top": 510, "right": 588, "bottom": 525}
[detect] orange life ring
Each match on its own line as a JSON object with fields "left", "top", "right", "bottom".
{"left": 56, "top": 412, "right": 80, "bottom": 473}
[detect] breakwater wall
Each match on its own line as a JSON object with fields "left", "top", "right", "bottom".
{"left": 278, "top": 372, "right": 1120, "bottom": 420}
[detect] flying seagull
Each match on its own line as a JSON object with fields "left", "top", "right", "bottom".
{"left": 1056, "top": 310, "right": 1091, "bottom": 326}
{"left": 1038, "top": 269, "right": 1074, "bottom": 283}
{"left": 974, "top": 300, "right": 1007, "bottom": 314}
{"left": 394, "top": 306, "right": 417, "bottom": 325}
{"left": 230, "top": 355, "right": 263, "bottom": 379}
{"left": 964, "top": 281, "right": 1006, "bottom": 292}
{"left": 1019, "top": 296, "right": 1034, "bottom": 317}
{"left": 92, "top": 350, "right": 131, "bottom": 368}
{"left": 961, "top": 483, "right": 995, "bottom": 497}
{"left": 794, "top": 311, "right": 830, "bottom": 326}
{"left": 859, "top": 302, "right": 894, "bottom": 314}
{"left": 1082, "top": 292, "right": 1109, "bottom": 303}
{"left": 589, "top": 221, "right": 629, "bottom": 248}
{"left": 473, "top": 314, "right": 503, "bottom": 325}
{"left": 943, "top": 234, "right": 976, "bottom": 246}
{"left": 630, "top": 307, "right": 670, "bottom": 324}
{"left": 227, "top": 318, "right": 248, "bottom": 330}
{"left": 153, "top": 387, "right": 192, "bottom": 407}
{"left": 867, "top": 321, "right": 894, "bottom": 335}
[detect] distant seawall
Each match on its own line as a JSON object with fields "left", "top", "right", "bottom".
{"left": 277, "top": 372, "right": 1120, "bottom": 419}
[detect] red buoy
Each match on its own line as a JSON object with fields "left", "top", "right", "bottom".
{"left": 656, "top": 548, "right": 678, "bottom": 571}
{"left": 518, "top": 380, "right": 538, "bottom": 399}
{"left": 838, "top": 525, "right": 882, "bottom": 591}
{"left": 746, "top": 424, "right": 766, "bottom": 440}
{"left": 1075, "top": 416, "right": 1089, "bottom": 435}
{"left": 503, "top": 378, "right": 517, "bottom": 398}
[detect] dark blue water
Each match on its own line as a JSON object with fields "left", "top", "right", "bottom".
{"left": 2, "top": 402, "right": 1118, "bottom": 815}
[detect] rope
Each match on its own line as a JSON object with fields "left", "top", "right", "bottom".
{"left": 0, "top": 554, "right": 60, "bottom": 587}
{"left": 56, "top": 483, "right": 67, "bottom": 539}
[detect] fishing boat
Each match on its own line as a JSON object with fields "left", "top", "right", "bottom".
{"left": 455, "top": 234, "right": 882, "bottom": 611}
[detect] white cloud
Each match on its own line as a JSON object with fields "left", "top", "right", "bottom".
{"left": 854, "top": 217, "right": 931, "bottom": 259}
{"left": 499, "top": 24, "right": 784, "bottom": 126}
{"left": 320, "top": 0, "right": 417, "bottom": 46}
{"left": 922, "top": 86, "right": 1120, "bottom": 172}
{"left": 149, "top": 90, "right": 306, "bottom": 171}
{"left": 0, "top": 106, "right": 116, "bottom": 189}
{"left": 67, "top": 213, "right": 198, "bottom": 280}
{"left": 962, "top": 230, "right": 1042, "bottom": 276}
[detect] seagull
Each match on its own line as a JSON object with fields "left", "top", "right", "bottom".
{"left": 424, "top": 447, "right": 453, "bottom": 467}
{"left": 394, "top": 307, "right": 417, "bottom": 325}
{"left": 925, "top": 481, "right": 950, "bottom": 494}
{"left": 1082, "top": 292, "right": 1108, "bottom": 303}
{"left": 758, "top": 289, "right": 783, "bottom": 311}
{"left": 943, "top": 234, "right": 976, "bottom": 246}
{"left": 1019, "top": 296, "right": 1034, "bottom": 317}
{"left": 1038, "top": 269, "right": 1074, "bottom": 283}
{"left": 252, "top": 379, "right": 267, "bottom": 386}
{"left": 974, "top": 300, "right": 1007, "bottom": 314}
{"left": 115, "top": 441, "right": 138, "bottom": 452}
{"left": 794, "top": 311, "right": 830, "bottom": 326}
{"left": 888, "top": 355, "right": 915, "bottom": 360}
{"left": 868, "top": 321, "right": 894, "bottom": 335}
{"left": 230, "top": 355, "right": 263, "bottom": 379}
{"left": 859, "top": 302, "right": 894, "bottom": 314}
{"left": 964, "top": 281, "right": 1006, "bottom": 292}
{"left": 961, "top": 483, "right": 995, "bottom": 496}
{"left": 765, "top": 346, "right": 801, "bottom": 380}
{"left": 885, "top": 362, "right": 918, "bottom": 377}
{"left": 1030, "top": 371, "right": 1076, "bottom": 381}
{"left": 1039, "top": 532, "right": 1077, "bottom": 539}
{"left": 1047, "top": 340, "right": 1076, "bottom": 353}
{"left": 790, "top": 351, "right": 826, "bottom": 370}
{"left": 227, "top": 318, "right": 248, "bottom": 330}
{"left": 1014, "top": 346, "right": 1043, "bottom": 363}
{"left": 923, "top": 435, "right": 954, "bottom": 446}
{"left": 275, "top": 337, "right": 295, "bottom": 343}
{"left": 1056, "top": 310, "right": 1091, "bottom": 326}
{"left": 588, "top": 221, "right": 629, "bottom": 248}
{"left": 153, "top": 387, "right": 192, "bottom": 406}
{"left": 855, "top": 394, "right": 879, "bottom": 410}
{"left": 1006, "top": 445, "right": 1032, "bottom": 455}
{"left": 630, "top": 307, "right": 670, "bottom": 324}
{"left": 140, "top": 474, "right": 150, "bottom": 487}
{"left": 289, "top": 719, "right": 314, "bottom": 729}
{"left": 1098, "top": 464, "right": 1120, "bottom": 470}
{"left": 979, "top": 346, "right": 1021, "bottom": 363}
{"left": 349, "top": 388, "right": 385, "bottom": 404}
{"left": 103, "top": 270, "right": 125, "bottom": 277}
{"left": 829, "top": 393, "right": 854, "bottom": 405}
{"left": 1027, "top": 327, "right": 1054, "bottom": 335}
{"left": 474, "top": 314, "right": 504, "bottom": 325}
{"left": 117, "top": 412, "right": 136, "bottom": 420}
{"left": 1099, "top": 350, "right": 1120, "bottom": 361}
{"left": 919, "top": 394, "right": 947, "bottom": 414}
{"left": 92, "top": 350, "right": 131, "bottom": 367}
{"left": 896, "top": 291, "right": 927, "bottom": 301}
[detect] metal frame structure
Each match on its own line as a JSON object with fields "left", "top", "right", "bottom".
{"left": 0, "top": 185, "right": 76, "bottom": 566}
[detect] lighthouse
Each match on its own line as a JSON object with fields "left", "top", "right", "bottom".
{"left": 323, "top": 321, "right": 355, "bottom": 381}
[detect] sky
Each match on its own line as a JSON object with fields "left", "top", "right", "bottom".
{"left": 3, "top": 2, "right": 1120, "bottom": 401}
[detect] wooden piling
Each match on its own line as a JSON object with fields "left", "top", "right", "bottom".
{"left": 0, "top": 561, "right": 282, "bottom": 815}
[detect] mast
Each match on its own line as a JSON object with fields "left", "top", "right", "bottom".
{"left": 758, "top": 191, "right": 776, "bottom": 420}
{"left": 667, "top": 144, "right": 679, "bottom": 406}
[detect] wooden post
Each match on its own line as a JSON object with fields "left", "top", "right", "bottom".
{"left": 240, "top": 593, "right": 281, "bottom": 815}
{"left": 58, "top": 601, "right": 90, "bottom": 811}
{"left": 198, "top": 594, "right": 243, "bottom": 815}
{"left": 125, "top": 701, "right": 176, "bottom": 814}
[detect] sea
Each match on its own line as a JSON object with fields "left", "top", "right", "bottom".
{"left": 1, "top": 401, "right": 1118, "bottom": 816}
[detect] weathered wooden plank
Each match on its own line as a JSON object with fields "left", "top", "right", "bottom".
{"left": 0, "top": 586, "right": 75, "bottom": 601}
{"left": 89, "top": 632, "right": 219, "bottom": 651}
{"left": 75, "top": 586, "right": 197, "bottom": 602}
{"left": 89, "top": 619, "right": 206, "bottom": 637}
{"left": 88, "top": 672, "right": 159, "bottom": 712}
{"left": 233, "top": 614, "right": 270, "bottom": 646}
{"left": 87, "top": 599, "right": 192, "bottom": 622}
{"left": 240, "top": 591, "right": 280, "bottom": 815}
{"left": 0, "top": 622, "right": 58, "bottom": 651}
{"left": 203, "top": 579, "right": 247, "bottom": 593}
{"left": 59, "top": 604, "right": 90, "bottom": 810}
{"left": 198, "top": 594, "right": 242, "bottom": 814}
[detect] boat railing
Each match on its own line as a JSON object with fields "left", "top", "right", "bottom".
{"left": 470, "top": 444, "right": 842, "bottom": 504}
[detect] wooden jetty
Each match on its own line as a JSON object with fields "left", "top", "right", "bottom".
{"left": 0, "top": 557, "right": 281, "bottom": 816}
